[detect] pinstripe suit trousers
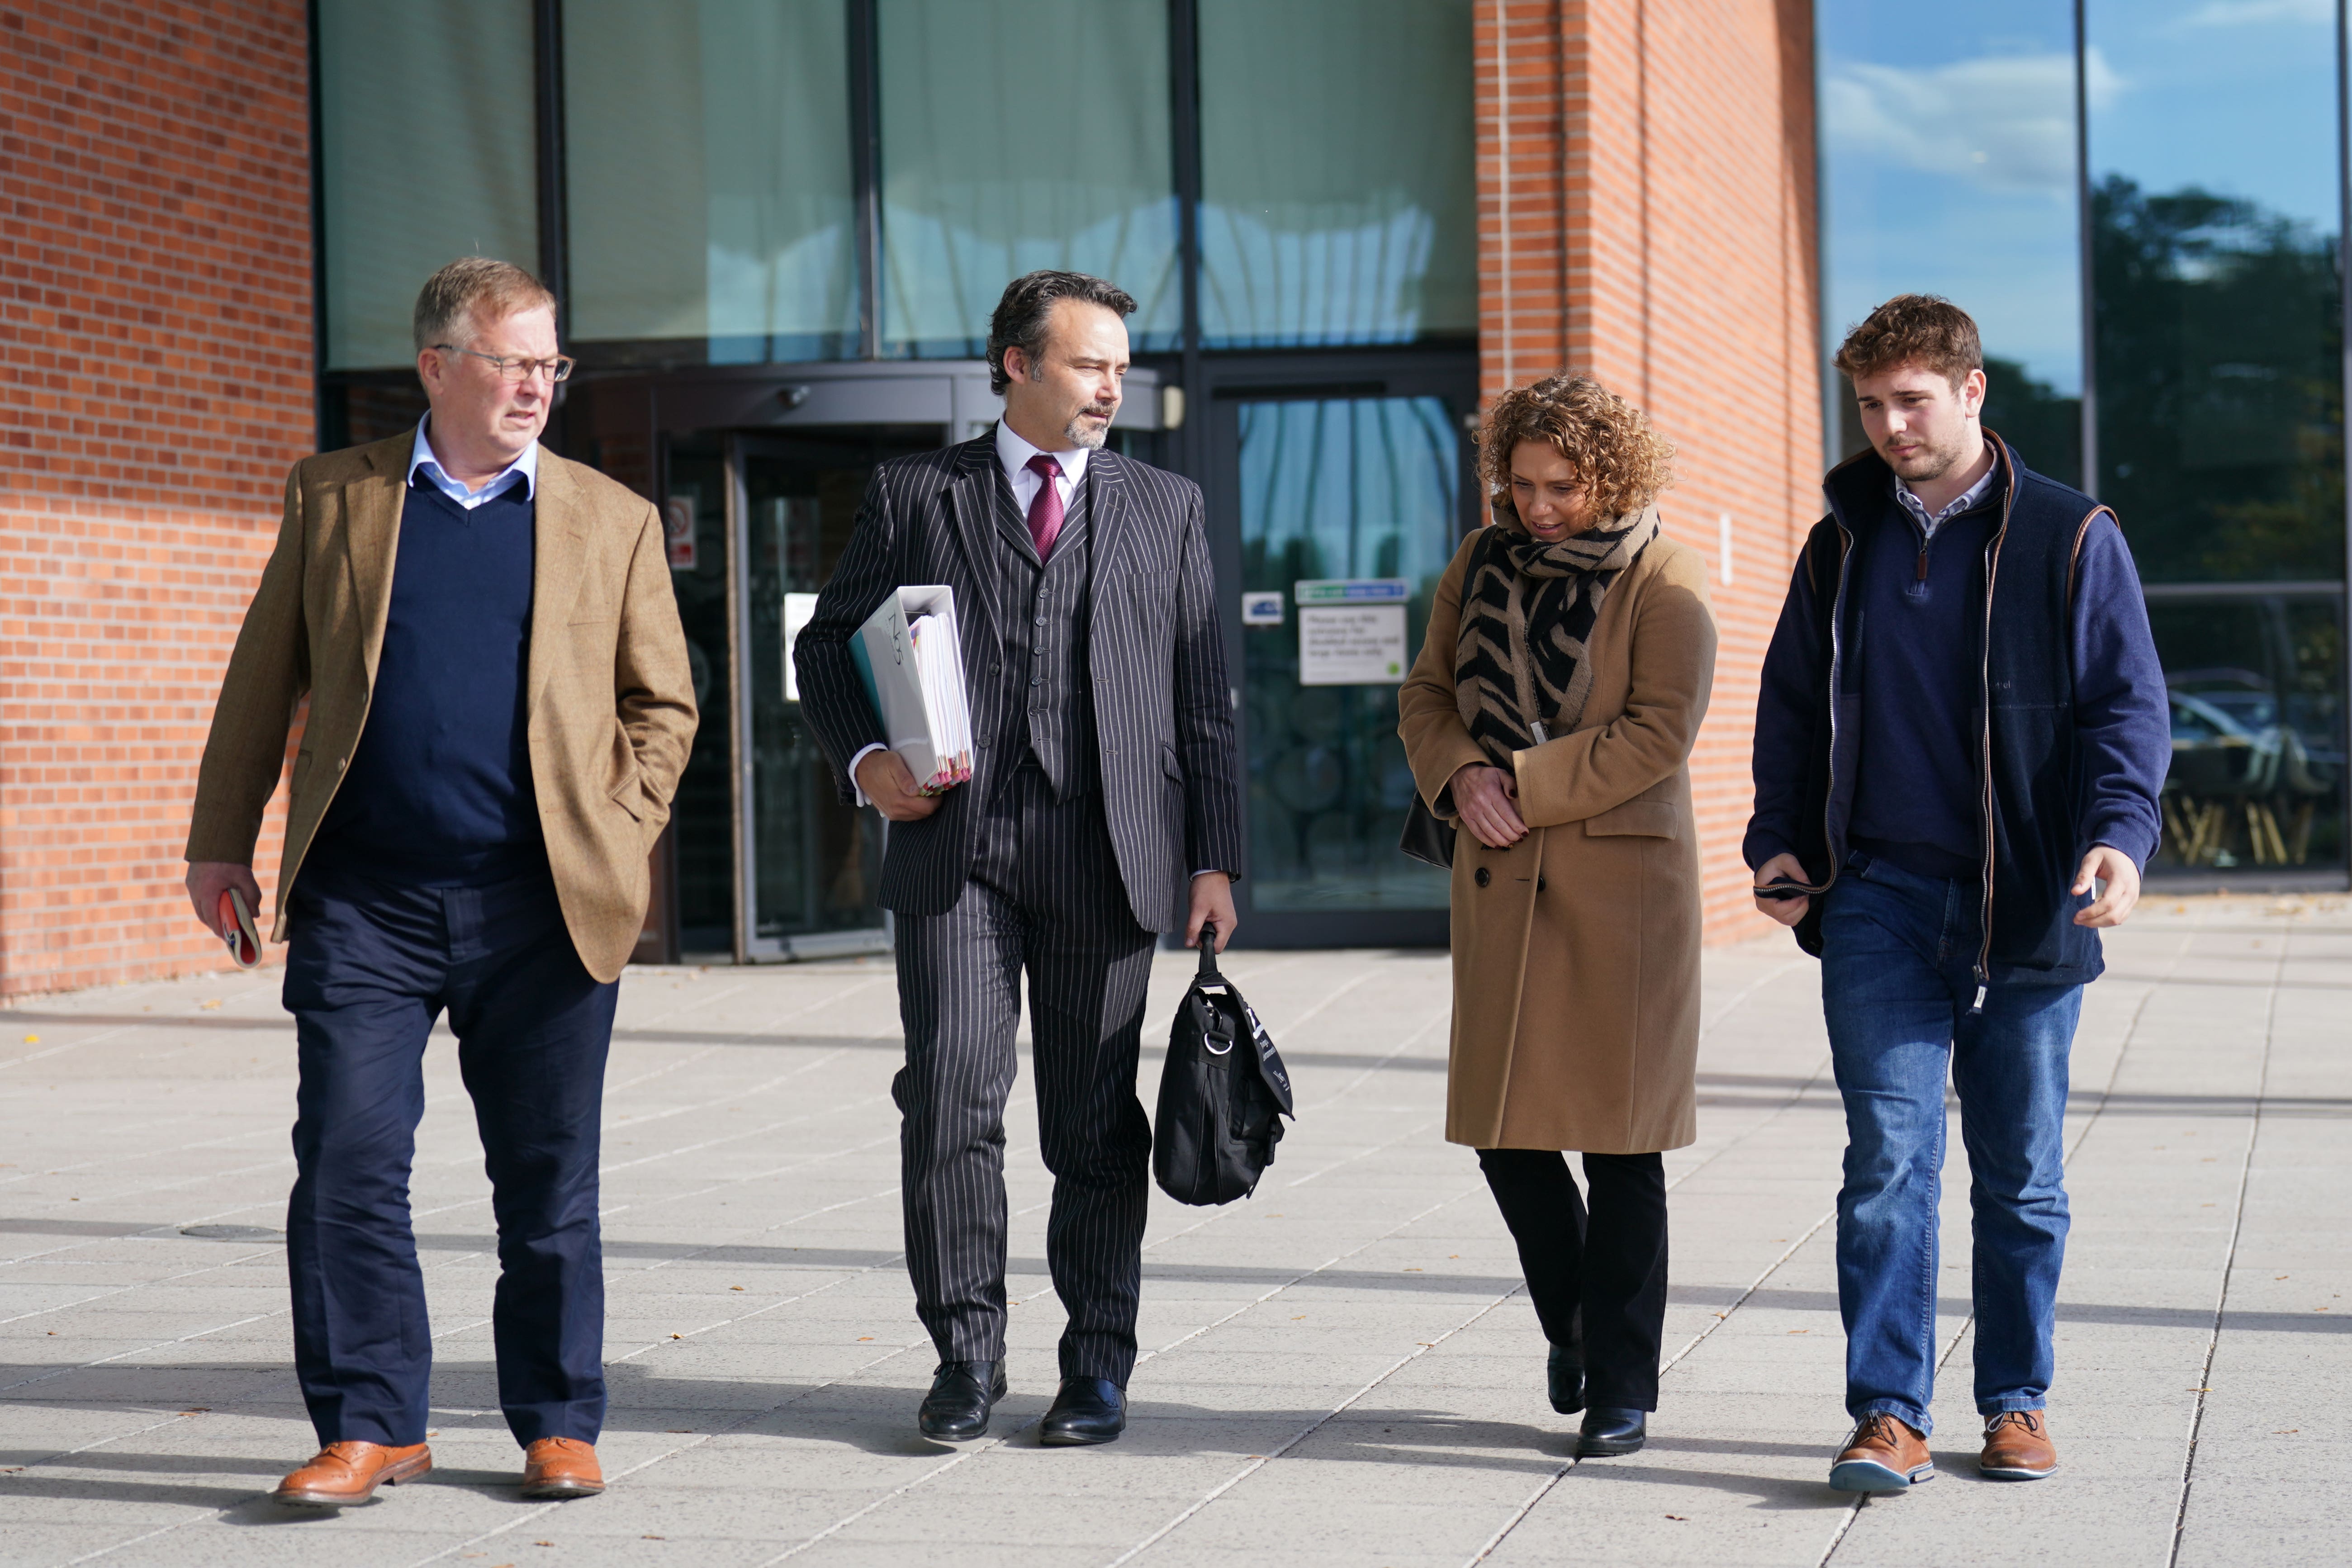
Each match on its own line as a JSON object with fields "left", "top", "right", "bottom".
{"left": 892, "top": 758, "right": 1157, "bottom": 1386}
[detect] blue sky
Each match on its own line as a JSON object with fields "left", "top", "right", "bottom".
{"left": 1818, "top": 0, "right": 2340, "bottom": 396}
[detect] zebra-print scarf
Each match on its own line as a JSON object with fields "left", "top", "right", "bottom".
{"left": 1454, "top": 497, "right": 1660, "bottom": 767}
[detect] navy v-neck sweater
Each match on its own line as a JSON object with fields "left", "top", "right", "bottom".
{"left": 310, "top": 476, "right": 543, "bottom": 885}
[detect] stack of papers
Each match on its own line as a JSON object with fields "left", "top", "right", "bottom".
{"left": 850, "top": 586, "right": 974, "bottom": 795}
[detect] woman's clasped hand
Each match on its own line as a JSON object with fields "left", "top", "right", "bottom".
{"left": 1451, "top": 763, "right": 1528, "bottom": 848}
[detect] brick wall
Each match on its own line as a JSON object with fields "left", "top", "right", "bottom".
{"left": 1476, "top": 0, "right": 1821, "bottom": 943}
{"left": 0, "top": 1, "right": 313, "bottom": 995}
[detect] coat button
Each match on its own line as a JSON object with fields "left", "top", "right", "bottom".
{"left": 1537, "top": 876, "right": 1546, "bottom": 892}
{"left": 1474, "top": 867, "right": 1490, "bottom": 888}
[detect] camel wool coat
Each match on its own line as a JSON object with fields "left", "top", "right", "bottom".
{"left": 1397, "top": 520, "right": 1716, "bottom": 1153}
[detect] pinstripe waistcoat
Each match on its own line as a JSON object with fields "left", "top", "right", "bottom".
{"left": 794, "top": 433, "right": 1245, "bottom": 929}
{"left": 976, "top": 459, "right": 1099, "bottom": 801}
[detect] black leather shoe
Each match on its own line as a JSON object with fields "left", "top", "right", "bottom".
{"left": 1546, "top": 1345, "right": 1585, "bottom": 1415}
{"left": 1576, "top": 1406, "right": 1647, "bottom": 1457}
{"left": 918, "top": 1360, "right": 1006, "bottom": 1442}
{"left": 1039, "top": 1377, "right": 1125, "bottom": 1446}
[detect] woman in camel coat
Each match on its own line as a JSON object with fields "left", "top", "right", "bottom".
{"left": 1398, "top": 373, "right": 1715, "bottom": 1459}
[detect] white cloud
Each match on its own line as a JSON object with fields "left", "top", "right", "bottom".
{"left": 1823, "top": 50, "right": 2120, "bottom": 197}
{"left": 2172, "top": 0, "right": 2332, "bottom": 28}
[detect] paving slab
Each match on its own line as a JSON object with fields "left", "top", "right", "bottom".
{"left": 2, "top": 896, "right": 2347, "bottom": 1565}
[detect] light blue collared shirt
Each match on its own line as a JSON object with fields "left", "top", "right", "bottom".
{"left": 408, "top": 417, "right": 540, "bottom": 509}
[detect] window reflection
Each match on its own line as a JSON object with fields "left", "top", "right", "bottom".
{"left": 1816, "top": 0, "right": 2082, "bottom": 480}
{"left": 1198, "top": 0, "right": 1475, "bottom": 349}
{"left": 878, "top": 0, "right": 1178, "bottom": 358}
{"left": 2079, "top": 0, "right": 2349, "bottom": 882}
{"left": 317, "top": 0, "right": 537, "bottom": 371}
{"left": 1238, "top": 397, "right": 1459, "bottom": 910}
{"left": 2090, "top": 179, "right": 2342, "bottom": 584}
{"left": 2149, "top": 594, "right": 2344, "bottom": 872}
{"left": 2086, "top": 0, "right": 2344, "bottom": 583}
{"left": 565, "top": 0, "right": 858, "bottom": 365}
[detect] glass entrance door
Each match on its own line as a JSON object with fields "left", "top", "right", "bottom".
{"left": 1212, "top": 383, "right": 1475, "bottom": 947}
{"left": 662, "top": 426, "right": 942, "bottom": 960}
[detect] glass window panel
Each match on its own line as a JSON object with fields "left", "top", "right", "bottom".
{"left": 1816, "top": 0, "right": 2082, "bottom": 481}
{"left": 878, "top": 0, "right": 1178, "bottom": 357}
{"left": 1239, "top": 397, "right": 1459, "bottom": 911}
{"left": 1198, "top": 0, "right": 1475, "bottom": 349}
{"left": 317, "top": 0, "right": 538, "bottom": 370}
{"left": 565, "top": 0, "right": 858, "bottom": 364}
{"left": 2148, "top": 592, "right": 2344, "bottom": 874}
{"left": 2087, "top": 0, "right": 2344, "bottom": 583}
{"left": 742, "top": 438, "right": 907, "bottom": 944}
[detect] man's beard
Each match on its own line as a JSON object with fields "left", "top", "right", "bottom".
{"left": 1882, "top": 426, "right": 1965, "bottom": 481}
{"left": 1064, "top": 405, "right": 1116, "bottom": 449}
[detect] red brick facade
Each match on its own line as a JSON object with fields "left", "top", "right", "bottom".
{"left": 0, "top": 1, "right": 313, "bottom": 994}
{"left": 0, "top": 2, "right": 1812, "bottom": 992}
{"left": 1476, "top": 0, "right": 1821, "bottom": 942}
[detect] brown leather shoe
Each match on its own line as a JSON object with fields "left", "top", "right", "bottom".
{"left": 1981, "top": 1410, "right": 2058, "bottom": 1479}
{"left": 1829, "top": 1412, "right": 1935, "bottom": 1493}
{"left": 271, "top": 1440, "right": 432, "bottom": 1507}
{"left": 520, "top": 1436, "right": 605, "bottom": 1499}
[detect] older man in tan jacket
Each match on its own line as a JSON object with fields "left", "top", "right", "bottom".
{"left": 185, "top": 257, "right": 695, "bottom": 1509}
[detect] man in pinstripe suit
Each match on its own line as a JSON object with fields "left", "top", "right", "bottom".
{"left": 795, "top": 271, "right": 1245, "bottom": 1447}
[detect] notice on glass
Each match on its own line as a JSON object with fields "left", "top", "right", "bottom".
{"left": 1298, "top": 604, "right": 1408, "bottom": 685}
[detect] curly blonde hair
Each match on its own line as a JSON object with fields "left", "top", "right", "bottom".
{"left": 1477, "top": 374, "right": 1675, "bottom": 521}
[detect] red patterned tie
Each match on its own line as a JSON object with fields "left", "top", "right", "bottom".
{"left": 1024, "top": 452, "right": 1065, "bottom": 557}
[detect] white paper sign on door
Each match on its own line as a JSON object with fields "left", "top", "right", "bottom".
{"left": 1298, "top": 603, "right": 1408, "bottom": 685}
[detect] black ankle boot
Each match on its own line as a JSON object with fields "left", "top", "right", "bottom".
{"left": 1576, "top": 1406, "right": 1646, "bottom": 1457}
{"left": 1546, "top": 1344, "right": 1585, "bottom": 1414}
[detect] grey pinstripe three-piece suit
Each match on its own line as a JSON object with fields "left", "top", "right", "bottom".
{"left": 794, "top": 433, "right": 1244, "bottom": 1385}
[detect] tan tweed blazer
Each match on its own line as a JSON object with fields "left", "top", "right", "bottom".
{"left": 185, "top": 431, "right": 698, "bottom": 983}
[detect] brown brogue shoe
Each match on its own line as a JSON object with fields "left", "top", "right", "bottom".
{"left": 520, "top": 1436, "right": 604, "bottom": 1499}
{"left": 1829, "top": 1412, "right": 1935, "bottom": 1493}
{"left": 1981, "top": 1410, "right": 2059, "bottom": 1479}
{"left": 271, "top": 1440, "right": 432, "bottom": 1507}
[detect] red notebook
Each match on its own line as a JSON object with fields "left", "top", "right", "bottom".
{"left": 217, "top": 888, "right": 261, "bottom": 969}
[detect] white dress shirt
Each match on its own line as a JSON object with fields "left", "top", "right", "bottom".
{"left": 994, "top": 417, "right": 1088, "bottom": 519}
{"left": 408, "top": 416, "right": 539, "bottom": 508}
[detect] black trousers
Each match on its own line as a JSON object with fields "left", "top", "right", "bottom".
{"left": 281, "top": 857, "right": 616, "bottom": 1448}
{"left": 892, "top": 762, "right": 1158, "bottom": 1385}
{"left": 1478, "top": 1147, "right": 1669, "bottom": 1411}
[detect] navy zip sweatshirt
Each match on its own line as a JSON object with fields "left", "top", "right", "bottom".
{"left": 309, "top": 475, "right": 543, "bottom": 885}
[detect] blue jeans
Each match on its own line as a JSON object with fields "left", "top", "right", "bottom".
{"left": 1820, "top": 853, "right": 2080, "bottom": 1435}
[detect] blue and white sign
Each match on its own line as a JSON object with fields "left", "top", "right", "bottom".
{"left": 1241, "top": 590, "right": 1285, "bottom": 626}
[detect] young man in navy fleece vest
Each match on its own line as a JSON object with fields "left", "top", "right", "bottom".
{"left": 1746, "top": 295, "right": 2170, "bottom": 1493}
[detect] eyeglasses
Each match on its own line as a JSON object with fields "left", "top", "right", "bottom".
{"left": 433, "top": 344, "right": 576, "bottom": 383}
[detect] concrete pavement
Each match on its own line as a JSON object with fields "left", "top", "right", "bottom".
{"left": 1, "top": 894, "right": 2346, "bottom": 1566}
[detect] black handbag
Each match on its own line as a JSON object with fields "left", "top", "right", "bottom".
{"left": 1153, "top": 927, "right": 1295, "bottom": 1205}
{"left": 1398, "top": 793, "right": 1455, "bottom": 869}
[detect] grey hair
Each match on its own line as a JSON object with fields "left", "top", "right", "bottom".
{"left": 985, "top": 270, "right": 1137, "bottom": 395}
{"left": 412, "top": 256, "right": 557, "bottom": 353}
